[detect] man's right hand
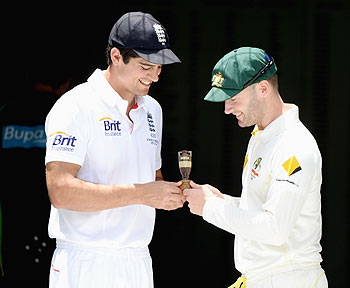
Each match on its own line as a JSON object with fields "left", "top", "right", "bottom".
{"left": 140, "top": 181, "right": 185, "bottom": 210}
{"left": 46, "top": 161, "right": 185, "bottom": 212}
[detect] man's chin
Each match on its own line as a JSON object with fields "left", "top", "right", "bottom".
{"left": 137, "top": 88, "right": 150, "bottom": 96}
{"left": 237, "top": 120, "right": 255, "bottom": 128}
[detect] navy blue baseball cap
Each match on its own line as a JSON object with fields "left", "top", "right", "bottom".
{"left": 108, "top": 12, "right": 181, "bottom": 65}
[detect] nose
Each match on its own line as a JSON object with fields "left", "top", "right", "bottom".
{"left": 224, "top": 99, "right": 234, "bottom": 114}
{"left": 148, "top": 66, "right": 162, "bottom": 82}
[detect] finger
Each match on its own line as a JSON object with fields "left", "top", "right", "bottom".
{"left": 163, "top": 180, "right": 181, "bottom": 186}
{"left": 187, "top": 203, "right": 197, "bottom": 215}
{"left": 177, "top": 200, "right": 185, "bottom": 208}
{"left": 184, "top": 192, "right": 193, "bottom": 203}
{"left": 167, "top": 199, "right": 184, "bottom": 210}
{"left": 183, "top": 188, "right": 194, "bottom": 198}
{"left": 169, "top": 193, "right": 185, "bottom": 202}
{"left": 182, "top": 189, "right": 189, "bottom": 197}
{"left": 184, "top": 187, "right": 202, "bottom": 195}
{"left": 175, "top": 181, "right": 182, "bottom": 187}
{"left": 181, "top": 194, "right": 186, "bottom": 203}
{"left": 170, "top": 186, "right": 182, "bottom": 195}
{"left": 163, "top": 202, "right": 176, "bottom": 211}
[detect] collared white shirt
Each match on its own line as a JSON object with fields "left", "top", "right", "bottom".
{"left": 203, "top": 105, "right": 323, "bottom": 281}
{"left": 45, "top": 69, "right": 162, "bottom": 248}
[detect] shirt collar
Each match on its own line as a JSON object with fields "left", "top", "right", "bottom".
{"left": 251, "top": 104, "right": 300, "bottom": 143}
{"left": 87, "top": 69, "right": 147, "bottom": 114}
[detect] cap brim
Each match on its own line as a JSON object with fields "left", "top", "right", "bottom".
{"left": 204, "top": 86, "right": 242, "bottom": 102}
{"left": 133, "top": 48, "right": 181, "bottom": 65}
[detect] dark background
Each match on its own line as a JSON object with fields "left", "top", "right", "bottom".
{"left": 1, "top": 0, "right": 349, "bottom": 286}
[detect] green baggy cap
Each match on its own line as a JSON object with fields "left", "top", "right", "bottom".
{"left": 204, "top": 47, "right": 277, "bottom": 102}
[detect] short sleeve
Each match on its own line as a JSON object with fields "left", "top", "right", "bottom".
{"left": 45, "top": 95, "right": 89, "bottom": 166}
{"left": 155, "top": 105, "right": 162, "bottom": 170}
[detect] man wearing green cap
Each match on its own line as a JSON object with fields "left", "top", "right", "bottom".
{"left": 184, "top": 47, "right": 328, "bottom": 287}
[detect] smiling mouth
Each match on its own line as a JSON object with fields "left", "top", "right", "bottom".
{"left": 139, "top": 79, "right": 152, "bottom": 86}
{"left": 235, "top": 112, "right": 242, "bottom": 119}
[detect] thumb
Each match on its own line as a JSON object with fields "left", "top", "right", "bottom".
{"left": 175, "top": 181, "right": 182, "bottom": 187}
{"left": 190, "top": 181, "right": 201, "bottom": 189}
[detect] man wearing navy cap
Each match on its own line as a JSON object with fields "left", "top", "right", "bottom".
{"left": 45, "top": 12, "right": 183, "bottom": 287}
{"left": 184, "top": 47, "right": 328, "bottom": 287}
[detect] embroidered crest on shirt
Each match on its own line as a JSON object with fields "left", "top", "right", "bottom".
{"left": 147, "top": 113, "right": 156, "bottom": 133}
{"left": 282, "top": 156, "right": 302, "bottom": 176}
{"left": 146, "top": 112, "right": 158, "bottom": 145}
{"left": 250, "top": 157, "right": 262, "bottom": 180}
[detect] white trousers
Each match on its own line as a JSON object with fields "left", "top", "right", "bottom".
{"left": 246, "top": 267, "right": 328, "bottom": 288}
{"left": 49, "top": 241, "right": 153, "bottom": 288}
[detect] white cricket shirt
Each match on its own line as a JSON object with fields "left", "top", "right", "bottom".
{"left": 203, "top": 105, "right": 323, "bottom": 282}
{"left": 45, "top": 69, "right": 162, "bottom": 248}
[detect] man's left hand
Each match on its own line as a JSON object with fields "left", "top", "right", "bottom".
{"left": 183, "top": 181, "right": 224, "bottom": 216}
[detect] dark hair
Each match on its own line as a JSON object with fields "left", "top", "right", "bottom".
{"left": 266, "top": 73, "right": 279, "bottom": 91}
{"left": 106, "top": 44, "right": 140, "bottom": 65}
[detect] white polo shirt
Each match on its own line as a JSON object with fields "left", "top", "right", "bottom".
{"left": 203, "top": 105, "right": 323, "bottom": 282}
{"left": 45, "top": 69, "right": 162, "bottom": 249}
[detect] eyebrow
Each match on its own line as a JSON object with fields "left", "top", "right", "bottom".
{"left": 139, "top": 61, "right": 162, "bottom": 68}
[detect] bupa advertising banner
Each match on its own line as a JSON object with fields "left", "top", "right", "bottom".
{"left": 2, "top": 125, "right": 46, "bottom": 149}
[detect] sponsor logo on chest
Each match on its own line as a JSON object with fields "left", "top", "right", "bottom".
{"left": 99, "top": 117, "right": 122, "bottom": 136}
{"left": 97, "top": 113, "right": 159, "bottom": 145}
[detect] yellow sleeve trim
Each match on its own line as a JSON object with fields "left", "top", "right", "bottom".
{"left": 243, "top": 154, "right": 248, "bottom": 171}
{"left": 311, "top": 271, "right": 326, "bottom": 288}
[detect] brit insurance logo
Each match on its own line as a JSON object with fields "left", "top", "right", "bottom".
{"left": 49, "top": 131, "right": 77, "bottom": 152}
{"left": 99, "top": 117, "right": 122, "bottom": 136}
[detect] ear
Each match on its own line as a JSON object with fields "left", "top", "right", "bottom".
{"left": 110, "top": 47, "right": 123, "bottom": 66}
{"left": 256, "top": 80, "right": 269, "bottom": 97}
